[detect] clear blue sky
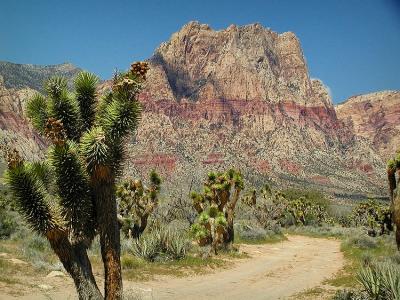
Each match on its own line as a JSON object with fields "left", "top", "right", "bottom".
{"left": 1, "top": 0, "right": 399, "bottom": 103}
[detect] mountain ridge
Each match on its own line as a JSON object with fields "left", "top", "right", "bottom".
{"left": 1, "top": 22, "right": 399, "bottom": 199}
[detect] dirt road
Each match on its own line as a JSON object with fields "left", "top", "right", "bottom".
{"left": 127, "top": 235, "right": 343, "bottom": 300}
{"left": 0, "top": 235, "right": 344, "bottom": 300}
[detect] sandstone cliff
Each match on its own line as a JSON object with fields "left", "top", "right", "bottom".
{"left": 0, "top": 75, "right": 45, "bottom": 160}
{"left": 121, "top": 22, "right": 388, "bottom": 198}
{"left": 1, "top": 22, "right": 397, "bottom": 199}
{"left": 336, "top": 91, "right": 400, "bottom": 161}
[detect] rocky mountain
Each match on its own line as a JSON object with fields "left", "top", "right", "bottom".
{"left": 0, "top": 61, "right": 81, "bottom": 92}
{"left": 336, "top": 91, "right": 400, "bottom": 161}
{"left": 0, "top": 62, "right": 81, "bottom": 162}
{"left": 122, "top": 22, "right": 389, "bottom": 198}
{"left": 0, "top": 74, "right": 45, "bottom": 160}
{"left": 1, "top": 22, "right": 398, "bottom": 199}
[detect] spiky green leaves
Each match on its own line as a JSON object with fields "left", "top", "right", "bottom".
{"left": 26, "top": 94, "right": 48, "bottom": 133}
{"left": 192, "top": 169, "right": 244, "bottom": 249}
{"left": 49, "top": 141, "right": 95, "bottom": 241}
{"left": 101, "top": 97, "right": 141, "bottom": 141}
{"left": 149, "top": 170, "right": 161, "bottom": 188}
{"left": 5, "top": 164, "right": 60, "bottom": 235}
{"left": 45, "top": 77, "right": 68, "bottom": 99}
{"left": 116, "top": 172, "right": 162, "bottom": 238}
{"left": 48, "top": 89, "right": 82, "bottom": 140}
{"left": 80, "top": 127, "right": 110, "bottom": 178}
{"left": 74, "top": 72, "right": 98, "bottom": 132}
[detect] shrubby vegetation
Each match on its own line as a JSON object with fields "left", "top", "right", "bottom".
{"left": 116, "top": 170, "right": 162, "bottom": 239}
{"left": 0, "top": 63, "right": 398, "bottom": 300}
{"left": 190, "top": 169, "right": 243, "bottom": 254}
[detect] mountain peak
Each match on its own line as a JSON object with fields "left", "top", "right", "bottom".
{"left": 150, "top": 22, "right": 317, "bottom": 106}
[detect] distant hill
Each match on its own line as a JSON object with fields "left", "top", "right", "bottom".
{"left": 0, "top": 61, "right": 81, "bottom": 91}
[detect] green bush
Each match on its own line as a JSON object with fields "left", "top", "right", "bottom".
{"left": 0, "top": 189, "right": 20, "bottom": 239}
{"left": 0, "top": 209, "right": 18, "bottom": 238}
{"left": 332, "top": 289, "right": 367, "bottom": 300}
{"left": 346, "top": 200, "right": 392, "bottom": 236}
{"left": 121, "top": 255, "right": 139, "bottom": 270}
{"left": 131, "top": 227, "right": 191, "bottom": 262}
{"left": 234, "top": 222, "right": 283, "bottom": 244}
{"left": 343, "top": 234, "right": 378, "bottom": 250}
{"left": 357, "top": 261, "right": 400, "bottom": 300}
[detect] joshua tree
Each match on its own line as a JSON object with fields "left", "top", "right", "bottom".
{"left": 388, "top": 151, "right": 400, "bottom": 249}
{"left": 3, "top": 62, "right": 149, "bottom": 299}
{"left": 242, "top": 184, "right": 288, "bottom": 228}
{"left": 190, "top": 169, "right": 244, "bottom": 252}
{"left": 116, "top": 170, "right": 161, "bottom": 239}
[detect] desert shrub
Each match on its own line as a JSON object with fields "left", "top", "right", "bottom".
{"left": 284, "top": 188, "right": 331, "bottom": 207}
{"left": 357, "top": 261, "right": 400, "bottom": 300}
{"left": 121, "top": 255, "right": 139, "bottom": 270}
{"left": 287, "top": 196, "right": 333, "bottom": 226}
{"left": 286, "top": 224, "right": 363, "bottom": 238}
{"left": 18, "top": 233, "right": 62, "bottom": 270}
{"left": 190, "top": 169, "right": 244, "bottom": 254}
{"left": 343, "top": 234, "right": 378, "bottom": 250}
{"left": 154, "top": 193, "right": 197, "bottom": 225}
{"left": 329, "top": 204, "right": 353, "bottom": 225}
{"left": 332, "top": 289, "right": 368, "bottom": 300}
{"left": 244, "top": 185, "right": 333, "bottom": 229}
{"left": 0, "top": 209, "right": 18, "bottom": 238}
{"left": 235, "top": 223, "right": 267, "bottom": 242}
{"left": 346, "top": 200, "right": 392, "bottom": 236}
{"left": 116, "top": 171, "right": 162, "bottom": 239}
{"left": 234, "top": 221, "right": 283, "bottom": 244}
{"left": 0, "top": 189, "right": 20, "bottom": 239}
{"left": 131, "top": 233, "right": 160, "bottom": 261}
{"left": 131, "top": 227, "right": 191, "bottom": 262}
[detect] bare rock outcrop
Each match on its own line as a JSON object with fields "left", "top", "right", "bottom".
{"left": 123, "top": 22, "right": 388, "bottom": 198}
{"left": 0, "top": 75, "right": 45, "bottom": 160}
{"left": 336, "top": 91, "right": 400, "bottom": 161}
{"left": 1, "top": 22, "right": 396, "bottom": 199}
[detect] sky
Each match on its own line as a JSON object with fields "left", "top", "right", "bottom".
{"left": 0, "top": 0, "right": 399, "bottom": 103}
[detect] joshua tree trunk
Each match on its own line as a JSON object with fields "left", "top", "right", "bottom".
{"left": 46, "top": 229, "right": 103, "bottom": 300}
{"left": 93, "top": 179, "right": 122, "bottom": 300}
{"left": 394, "top": 178, "right": 400, "bottom": 250}
{"left": 224, "top": 188, "right": 241, "bottom": 245}
{"left": 131, "top": 215, "right": 149, "bottom": 239}
{"left": 389, "top": 169, "right": 400, "bottom": 250}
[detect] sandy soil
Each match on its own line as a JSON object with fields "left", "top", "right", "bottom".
{"left": 0, "top": 235, "right": 344, "bottom": 300}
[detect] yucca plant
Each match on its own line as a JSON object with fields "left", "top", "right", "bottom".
{"left": 190, "top": 169, "right": 244, "bottom": 253}
{"left": 2, "top": 62, "right": 149, "bottom": 299}
{"left": 357, "top": 265, "right": 384, "bottom": 299}
{"left": 116, "top": 171, "right": 161, "bottom": 239}
{"left": 358, "top": 262, "right": 400, "bottom": 300}
{"left": 131, "top": 233, "right": 160, "bottom": 262}
{"left": 387, "top": 151, "right": 400, "bottom": 249}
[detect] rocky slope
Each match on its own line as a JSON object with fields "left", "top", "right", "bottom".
{"left": 0, "top": 61, "right": 81, "bottom": 91}
{"left": 121, "top": 22, "right": 388, "bottom": 198}
{"left": 0, "top": 75, "right": 45, "bottom": 160}
{"left": 336, "top": 91, "right": 400, "bottom": 161}
{"left": 1, "top": 22, "right": 397, "bottom": 199}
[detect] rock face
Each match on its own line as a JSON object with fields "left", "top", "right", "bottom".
{"left": 0, "top": 75, "right": 45, "bottom": 160}
{"left": 336, "top": 91, "right": 400, "bottom": 161}
{"left": 0, "top": 62, "right": 81, "bottom": 161}
{"left": 0, "top": 61, "right": 81, "bottom": 91}
{"left": 1, "top": 22, "right": 397, "bottom": 199}
{"left": 121, "top": 22, "right": 389, "bottom": 198}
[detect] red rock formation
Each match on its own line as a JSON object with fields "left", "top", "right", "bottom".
{"left": 123, "top": 22, "right": 388, "bottom": 196}
{"left": 1, "top": 22, "right": 396, "bottom": 198}
{"left": 336, "top": 91, "right": 400, "bottom": 161}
